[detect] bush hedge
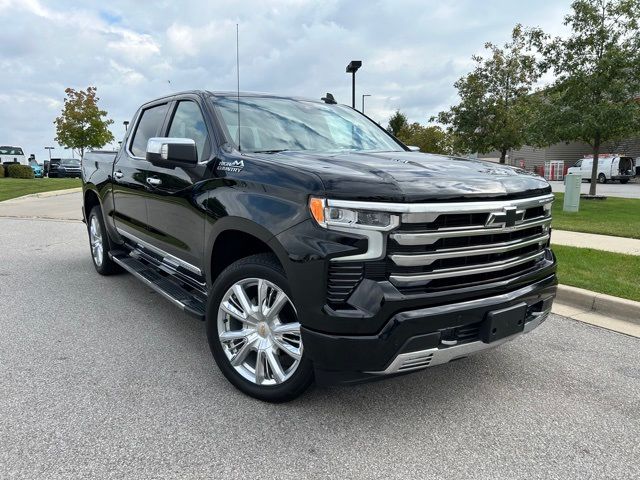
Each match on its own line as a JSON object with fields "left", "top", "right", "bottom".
{"left": 0, "top": 165, "right": 4, "bottom": 177}
{"left": 6, "top": 164, "right": 35, "bottom": 179}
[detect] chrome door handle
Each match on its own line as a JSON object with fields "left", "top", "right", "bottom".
{"left": 113, "top": 170, "right": 124, "bottom": 179}
{"left": 146, "top": 177, "right": 162, "bottom": 186}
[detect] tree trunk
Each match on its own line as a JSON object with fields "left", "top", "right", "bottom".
{"left": 588, "top": 132, "right": 600, "bottom": 196}
{"left": 499, "top": 148, "right": 508, "bottom": 164}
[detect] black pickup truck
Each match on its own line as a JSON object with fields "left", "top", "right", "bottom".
{"left": 81, "top": 90, "right": 556, "bottom": 402}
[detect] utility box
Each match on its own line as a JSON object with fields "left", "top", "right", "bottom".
{"left": 563, "top": 173, "right": 581, "bottom": 212}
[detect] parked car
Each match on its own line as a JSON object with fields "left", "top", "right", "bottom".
{"left": 29, "top": 161, "right": 44, "bottom": 178}
{"left": 0, "top": 145, "right": 26, "bottom": 165}
{"left": 81, "top": 90, "right": 557, "bottom": 402}
{"left": 49, "top": 158, "right": 81, "bottom": 178}
{"left": 566, "top": 154, "right": 635, "bottom": 183}
{"left": 28, "top": 157, "right": 44, "bottom": 178}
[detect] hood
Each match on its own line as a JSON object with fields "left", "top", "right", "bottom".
{"left": 250, "top": 150, "right": 551, "bottom": 202}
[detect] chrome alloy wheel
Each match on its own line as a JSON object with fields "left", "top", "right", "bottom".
{"left": 217, "top": 278, "right": 302, "bottom": 386}
{"left": 89, "top": 215, "right": 104, "bottom": 267}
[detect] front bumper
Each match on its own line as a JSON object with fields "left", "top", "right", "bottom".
{"left": 57, "top": 170, "right": 82, "bottom": 178}
{"left": 302, "top": 274, "right": 556, "bottom": 385}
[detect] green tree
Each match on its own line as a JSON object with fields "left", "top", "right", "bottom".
{"left": 397, "top": 122, "right": 455, "bottom": 155}
{"left": 434, "top": 25, "right": 540, "bottom": 163}
{"left": 531, "top": 0, "right": 640, "bottom": 195}
{"left": 54, "top": 87, "right": 115, "bottom": 158}
{"left": 387, "top": 110, "right": 409, "bottom": 137}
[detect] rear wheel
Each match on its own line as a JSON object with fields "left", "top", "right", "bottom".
{"left": 598, "top": 173, "right": 607, "bottom": 184}
{"left": 87, "top": 205, "right": 120, "bottom": 275}
{"left": 206, "top": 253, "right": 313, "bottom": 402}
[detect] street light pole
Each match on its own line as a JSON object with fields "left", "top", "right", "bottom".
{"left": 362, "top": 94, "right": 371, "bottom": 114}
{"left": 346, "top": 61, "right": 362, "bottom": 109}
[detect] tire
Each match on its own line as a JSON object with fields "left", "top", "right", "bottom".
{"left": 620, "top": 179, "right": 629, "bottom": 184}
{"left": 598, "top": 173, "right": 607, "bottom": 184}
{"left": 206, "top": 253, "right": 313, "bottom": 402}
{"left": 87, "top": 205, "right": 120, "bottom": 275}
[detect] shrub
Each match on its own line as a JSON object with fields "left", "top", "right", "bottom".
{"left": 0, "top": 165, "right": 4, "bottom": 178}
{"left": 6, "top": 164, "right": 35, "bottom": 179}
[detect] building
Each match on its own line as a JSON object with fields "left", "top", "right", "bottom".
{"left": 478, "top": 137, "right": 640, "bottom": 177}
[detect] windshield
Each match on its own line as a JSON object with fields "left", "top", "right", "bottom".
{"left": 211, "top": 96, "right": 403, "bottom": 153}
{"left": 61, "top": 159, "right": 80, "bottom": 166}
{"left": 0, "top": 146, "right": 24, "bottom": 155}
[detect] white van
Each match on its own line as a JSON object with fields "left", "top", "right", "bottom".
{"left": 566, "top": 154, "right": 635, "bottom": 184}
{"left": 0, "top": 145, "right": 27, "bottom": 165}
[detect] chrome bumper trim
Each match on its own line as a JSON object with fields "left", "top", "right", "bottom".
{"left": 368, "top": 309, "right": 550, "bottom": 375}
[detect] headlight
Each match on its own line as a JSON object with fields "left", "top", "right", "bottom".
{"left": 309, "top": 197, "right": 398, "bottom": 231}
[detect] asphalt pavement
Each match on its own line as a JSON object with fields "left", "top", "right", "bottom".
{"left": 549, "top": 180, "right": 640, "bottom": 198}
{"left": 1, "top": 218, "right": 639, "bottom": 480}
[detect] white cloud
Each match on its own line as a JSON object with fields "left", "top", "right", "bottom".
{"left": 106, "top": 29, "right": 160, "bottom": 63}
{"left": 0, "top": 0, "right": 573, "bottom": 158}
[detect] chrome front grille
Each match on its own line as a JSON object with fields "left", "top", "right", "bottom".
{"left": 386, "top": 194, "right": 553, "bottom": 291}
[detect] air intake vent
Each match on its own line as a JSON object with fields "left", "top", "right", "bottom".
{"left": 398, "top": 352, "right": 434, "bottom": 371}
{"left": 327, "top": 263, "right": 363, "bottom": 305}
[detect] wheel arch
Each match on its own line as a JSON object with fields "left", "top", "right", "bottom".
{"left": 83, "top": 187, "right": 101, "bottom": 222}
{"left": 206, "top": 217, "right": 291, "bottom": 287}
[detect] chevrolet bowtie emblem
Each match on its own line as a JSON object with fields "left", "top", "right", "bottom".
{"left": 485, "top": 206, "right": 525, "bottom": 229}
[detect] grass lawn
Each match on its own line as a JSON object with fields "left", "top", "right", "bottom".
{"left": 552, "top": 192, "right": 640, "bottom": 239}
{"left": 553, "top": 245, "right": 640, "bottom": 302}
{"left": 0, "top": 177, "right": 81, "bottom": 202}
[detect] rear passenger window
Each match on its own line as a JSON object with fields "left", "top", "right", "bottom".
{"left": 168, "top": 101, "right": 208, "bottom": 161}
{"left": 130, "top": 104, "right": 169, "bottom": 157}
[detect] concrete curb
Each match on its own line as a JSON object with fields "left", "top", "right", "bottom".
{"left": 553, "top": 284, "right": 640, "bottom": 337}
{"left": 555, "top": 284, "right": 640, "bottom": 324}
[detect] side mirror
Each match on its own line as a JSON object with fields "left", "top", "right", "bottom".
{"left": 146, "top": 137, "right": 198, "bottom": 167}
{"left": 407, "top": 145, "right": 421, "bottom": 152}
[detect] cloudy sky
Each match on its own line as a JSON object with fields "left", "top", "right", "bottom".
{"left": 0, "top": 0, "right": 571, "bottom": 159}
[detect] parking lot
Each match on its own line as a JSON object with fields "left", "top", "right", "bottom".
{"left": 549, "top": 180, "right": 640, "bottom": 198}
{"left": 1, "top": 216, "right": 639, "bottom": 479}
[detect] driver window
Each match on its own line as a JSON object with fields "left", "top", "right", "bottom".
{"left": 168, "top": 101, "right": 208, "bottom": 161}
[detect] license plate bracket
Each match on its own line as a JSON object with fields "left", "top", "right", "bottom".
{"left": 481, "top": 303, "right": 527, "bottom": 343}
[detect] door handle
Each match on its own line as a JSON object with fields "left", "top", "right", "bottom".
{"left": 113, "top": 170, "right": 124, "bottom": 179}
{"left": 146, "top": 177, "right": 162, "bottom": 187}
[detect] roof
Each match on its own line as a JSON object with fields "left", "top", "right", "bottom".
{"left": 142, "top": 89, "right": 332, "bottom": 106}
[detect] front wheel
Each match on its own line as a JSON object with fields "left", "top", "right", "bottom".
{"left": 206, "top": 253, "right": 313, "bottom": 402}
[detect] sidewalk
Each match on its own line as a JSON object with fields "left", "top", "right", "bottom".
{"left": 551, "top": 229, "right": 640, "bottom": 256}
{"left": 0, "top": 190, "right": 82, "bottom": 221}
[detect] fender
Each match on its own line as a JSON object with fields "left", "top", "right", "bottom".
{"left": 83, "top": 181, "right": 119, "bottom": 243}
{"left": 204, "top": 215, "right": 296, "bottom": 287}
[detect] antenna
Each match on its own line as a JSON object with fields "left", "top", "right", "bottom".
{"left": 236, "top": 23, "right": 241, "bottom": 152}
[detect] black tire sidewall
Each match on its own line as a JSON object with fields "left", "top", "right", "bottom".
{"left": 88, "top": 205, "right": 117, "bottom": 275}
{"left": 206, "top": 255, "right": 313, "bottom": 402}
